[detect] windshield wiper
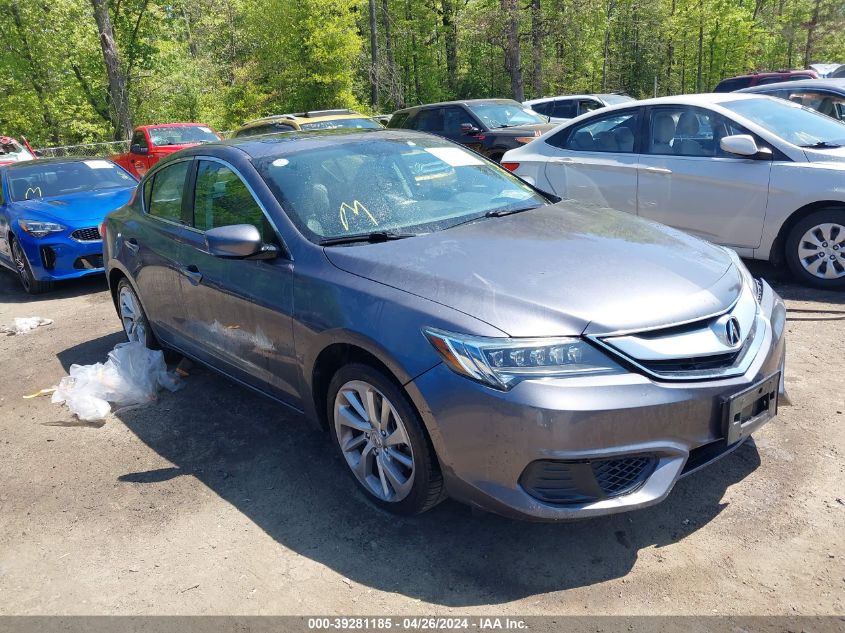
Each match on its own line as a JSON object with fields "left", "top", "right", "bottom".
{"left": 492, "top": 124, "right": 519, "bottom": 129}
{"left": 485, "top": 205, "right": 540, "bottom": 218}
{"left": 318, "top": 231, "right": 416, "bottom": 246}
{"left": 800, "top": 141, "right": 842, "bottom": 149}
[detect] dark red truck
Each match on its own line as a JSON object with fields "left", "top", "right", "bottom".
{"left": 112, "top": 123, "right": 220, "bottom": 178}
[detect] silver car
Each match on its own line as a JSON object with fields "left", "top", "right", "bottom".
{"left": 104, "top": 129, "right": 787, "bottom": 520}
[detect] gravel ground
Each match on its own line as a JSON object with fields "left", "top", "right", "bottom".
{"left": 0, "top": 262, "right": 842, "bottom": 616}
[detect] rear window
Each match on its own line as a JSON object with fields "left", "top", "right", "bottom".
{"left": 714, "top": 77, "right": 753, "bottom": 92}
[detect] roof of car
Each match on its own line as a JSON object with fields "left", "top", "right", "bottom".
{"left": 236, "top": 110, "right": 369, "bottom": 130}
{"left": 524, "top": 94, "right": 625, "bottom": 103}
{"left": 393, "top": 99, "right": 520, "bottom": 113}
{"left": 738, "top": 78, "right": 845, "bottom": 93}
{"left": 720, "top": 70, "right": 816, "bottom": 80}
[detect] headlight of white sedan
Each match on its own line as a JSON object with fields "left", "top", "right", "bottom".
{"left": 424, "top": 327, "right": 622, "bottom": 390}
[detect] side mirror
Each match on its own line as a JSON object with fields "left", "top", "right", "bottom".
{"left": 205, "top": 224, "right": 277, "bottom": 259}
{"left": 460, "top": 123, "right": 481, "bottom": 135}
{"left": 131, "top": 144, "right": 149, "bottom": 155}
{"left": 720, "top": 134, "right": 767, "bottom": 158}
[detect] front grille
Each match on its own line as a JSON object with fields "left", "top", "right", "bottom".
{"left": 638, "top": 350, "right": 741, "bottom": 373}
{"left": 520, "top": 455, "right": 656, "bottom": 505}
{"left": 71, "top": 227, "right": 101, "bottom": 241}
{"left": 73, "top": 254, "right": 104, "bottom": 270}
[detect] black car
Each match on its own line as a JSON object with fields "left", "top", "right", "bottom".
{"left": 739, "top": 78, "right": 845, "bottom": 121}
{"left": 388, "top": 99, "right": 556, "bottom": 162}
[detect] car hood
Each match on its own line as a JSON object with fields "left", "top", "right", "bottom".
{"left": 9, "top": 187, "right": 135, "bottom": 227}
{"left": 803, "top": 145, "right": 845, "bottom": 163}
{"left": 492, "top": 123, "right": 558, "bottom": 136}
{"left": 323, "top": 203, "right": 740, "bottom": 336}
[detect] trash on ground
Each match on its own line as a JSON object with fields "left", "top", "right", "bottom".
{"left": 51, "top": 342, "right": 183, "bottom": 422}
{"left": 175, "top": 356, "right": 194, "bottom": 378}
{"left": 1, "top": 317, "right": 53, "bottom": 335}
{"left": 23, "top": 388, "right": 56, "bottom": 399}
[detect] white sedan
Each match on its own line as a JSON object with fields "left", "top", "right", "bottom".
{"left": 502, "top": 93, "right": 845, "bottom": 289}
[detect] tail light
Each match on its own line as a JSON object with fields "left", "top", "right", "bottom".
{"left": 501, "top": 162, "right": 520, "bottom": 172}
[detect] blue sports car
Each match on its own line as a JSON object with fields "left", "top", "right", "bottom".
{"left": 0, "top": 158, "right": 137, "bottom": 293}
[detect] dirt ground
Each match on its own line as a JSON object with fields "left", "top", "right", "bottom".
{"left": 0, "top": 261, "right": 842, "bottom": 616}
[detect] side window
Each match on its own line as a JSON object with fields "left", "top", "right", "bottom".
{"left": 788, "top": 91, "right": 845, "bottom": 120}
{"left": 648, "top": 107, "right": 745, "bottom": 157}
{"left": 578, "top": 99, "right": 602, "bottom": 115}
{"left": 551, "top": 110, "right": 638, "bottom": 153}
{"left": 442, "top": 107, "right": 476, "bottom": 133}
{"left": 412, "top": 109, "right": 444, "bottom": 132}
{"left": 147, "top": 161, "right": 189, "bottom": 223}
{"left": 531, "top": 102, "right": 551, "bottom": 116}
{"left": 193, "top": 161, "right": 273, "bottom": 242}
{"left": 131, "top": 130, "right": 148, "bottom": 150}
{"left": 551, "top": 100, "right": 577, "bottom": 118}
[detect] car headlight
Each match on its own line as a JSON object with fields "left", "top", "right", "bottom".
{"left": 423, "top": 327, "right": 621, "bottom": 390}
{"left": 18, "top": 219, "right": 66, "bottom": 238}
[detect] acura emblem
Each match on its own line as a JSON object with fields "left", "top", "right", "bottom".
{"left": 725, "top": 316, "right": 742, "bottom": 346}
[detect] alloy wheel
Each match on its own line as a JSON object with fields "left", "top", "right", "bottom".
{"left": 118, "top": 284, "right": 148, "bottom": 344}
{"left": 797, "top": 222, "right": 845, "bottom": 280}
{"left": 333, "top": 380, "right": 415, "bottom": 502}
{"left": 11, "top": 240, "right": 31, "bottom": 292}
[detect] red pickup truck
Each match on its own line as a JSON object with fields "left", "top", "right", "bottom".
{"left": 112, "top": 123, "right": 220, "bottom": 178}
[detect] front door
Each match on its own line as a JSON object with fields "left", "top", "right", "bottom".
{"left": 176, "top": 158, "right": 300, "bottom": 407}
{"left": 636, "top": 105, "right": 772, "bottom": 250}
{"left": 542, "top": 108, "right": 640, "bottom": 214}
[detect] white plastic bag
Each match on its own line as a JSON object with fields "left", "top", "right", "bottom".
{"left": 51, "top": 342, "right": 183, "bottom": 421}
{"left": 1, "top": 316, "right": 53, "bottom": 335}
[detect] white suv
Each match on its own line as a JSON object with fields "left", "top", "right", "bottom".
{"left": 503, "top": 93, "right": 845, "bottom": 288}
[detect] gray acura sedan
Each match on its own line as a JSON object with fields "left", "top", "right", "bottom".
{"left": 103, "top": 129, "right": 787, "bottom": 520}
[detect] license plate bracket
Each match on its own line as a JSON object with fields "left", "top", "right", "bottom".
{"left": 721, "top": 372, "right": 780, "bottom": 446}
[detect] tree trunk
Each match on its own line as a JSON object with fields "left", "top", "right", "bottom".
{"left": 696, "top": 0, "right": 704, "bottom": 93}
{"left": 601, "top": 0, "right": 615, "bottom": 92}
{"left": 803, "top": 0, "right": 821, "bottom": 68}
{"left": 531, "top": 0, "right": 542, "bottom": 97}
{"left": 441, "top": 0, "right": 458, "bottom": 95}
{"left": 368, "top": 0, "right": 379, "bottom": 107}
{"left": 90, "top": 0, "right": 133, "bottom": 140}
{"left": 502, "top": 0, "right": 523, "bottom": 101}
{"left": 381, "top": 0, "right": 401, "bottom": 106}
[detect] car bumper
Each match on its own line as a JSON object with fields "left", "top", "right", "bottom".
{"left": 406, "top": 281, "right": 787, "bottom": 521}
{"left": 18, "top": 235, "right": 104, "bottom": 280}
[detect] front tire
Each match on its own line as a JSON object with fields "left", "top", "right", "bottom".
{"left": 785, "top": 208, "right": 845, "bottom": 289}
{"left": 11, "top": 237, "right": 53, "bottom": 294}
{"left": 328, "top": 363, "right": 445, "bottom": 515}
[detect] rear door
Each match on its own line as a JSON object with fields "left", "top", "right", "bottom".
{"left": 176, "top": 158, "right": 300, "bottom": 406}
{"left": 636, "top": 105, "right": 772, "bottom": 251}
{"left": 542, "top": 108, "right": 640, "bottom": 213}
{"left": 129, "top": 159, "right": 192, "bottom": 345}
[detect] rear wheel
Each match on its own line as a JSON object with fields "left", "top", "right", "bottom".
{"left": 328, "top": 363, "right": 445, "bottom": 515}
{"left": 116, "top": 279, "right": 155, "bottom": 347}
{"left": 785, "top": 208, "right": 845, "bottom": 289}
{"left": 10, "top": 237, "right": 52, "bottom": 294}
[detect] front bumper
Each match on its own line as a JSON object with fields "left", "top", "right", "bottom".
{"left": 18, "top": 234, "right": 104, "bottom": 280}
{"left": 406, "top": 280, "right": 787, "bottom": 520}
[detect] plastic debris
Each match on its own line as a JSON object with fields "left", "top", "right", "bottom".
{"left": 23, "top": 388, "right": 56, "bottom": 399}
{"left": 51, "top": 342, "right": 183, "bottom": 422}
{"left": 1, "top": 317, "right": 53, "bottom": 335}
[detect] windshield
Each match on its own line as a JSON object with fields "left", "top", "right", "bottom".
{"left": 467, "top": 102, "right": 547, "bottom": 128}
{"left": 8, "top": 160, "right": 136, "bottom": 201}
{"left": 300, "top": 118, "right": 382, "bottom": 131}
{"left": 0, "top": 139, "right": 34, "bottom": 162}
{"left": 148, "top": 125, "right": 219, "bottom": 146}
{"left": 720, "top": 97, "right": 845, "bottom": 147}
{"left": 256, "top": 135, "right": 548, "bottom": 242}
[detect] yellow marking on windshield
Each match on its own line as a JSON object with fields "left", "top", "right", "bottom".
{"left": 339, "top": 201, "right": 378, "bottom": 231}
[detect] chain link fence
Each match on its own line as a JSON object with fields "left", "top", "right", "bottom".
{"left": 35, "top": 140, "right": 130, "bottom": 159}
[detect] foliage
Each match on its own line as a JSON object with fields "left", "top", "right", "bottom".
{"left": 0, "top": 0, "right": 843, "bottom": 146}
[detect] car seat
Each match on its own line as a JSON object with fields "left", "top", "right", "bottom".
{"left": 571, "top": 130, "right": 595, "bottom": 150}
{"left": 674, "top": 112, "right": 707, "bottom": 156}
{"left": 613, "top": 127, "right": 635, "bottom": 152}
{"left": 651, "top": 113, "right": 676, "bottom": 154}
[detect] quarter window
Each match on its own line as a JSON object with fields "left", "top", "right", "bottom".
{"left": 193, "top": 161, "right": 273, "bottom": 241}
{"left": 147, "top": 161, "right": 189, "bottom": 223}
{"left": 551, "top": 111, "right": 638, "bottom": 153}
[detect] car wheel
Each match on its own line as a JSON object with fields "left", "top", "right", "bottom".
{"left": 785, "top": 208, "right": 845, "bottom": 289}
{"left": 328, "top": 363, "right": 445, "bottom": 515}
{"left": 10, "top": 237, "right": 52, "bottom": 294}
{"left": 116, "top": 279, "right": 155, "bottom": 347}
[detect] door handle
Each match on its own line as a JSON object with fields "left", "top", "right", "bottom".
{"left": 124, "top": 237, "right": 139, "bottom": 253}
{"left": 643, "top": 166, "right": 672, "bottom": 174}
{"left": 180, "top": 264, "right": 203, "bottom": 285}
